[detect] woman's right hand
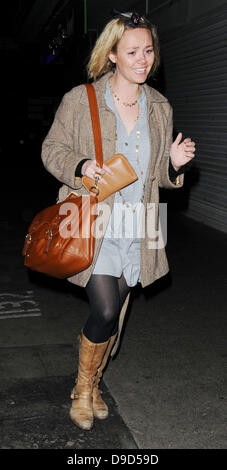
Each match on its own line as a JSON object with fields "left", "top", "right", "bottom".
{"left": 81, "top": 159, "right": 113, "bottom": 185}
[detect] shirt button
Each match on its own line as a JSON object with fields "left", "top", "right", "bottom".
{"left": 125, "top": 142, "right": 128, "bottom": 146}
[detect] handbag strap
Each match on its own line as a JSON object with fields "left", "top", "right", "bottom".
{"left": 85, "top": 83, "right": 103, "bottom": 168}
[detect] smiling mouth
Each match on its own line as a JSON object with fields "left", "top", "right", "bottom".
{"left": 134, "top": 68, "right": 147, "bottom": 74}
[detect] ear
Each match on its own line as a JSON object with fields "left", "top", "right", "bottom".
{"left": 108, "top": 51, "right": 116, "bottom": 64}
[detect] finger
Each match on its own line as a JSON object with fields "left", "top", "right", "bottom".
{"left": 103, "top": 164, "right": 114, "bottom": 175}
{"left": 95, "top": 170, "right": 105, "bottom": 178}
{"left": 92, "top": 171, "right": 108, "bottom": 184}
{"left": 174, "top": 132, "right": 183, "bottom": 145}
{"left": 185, "top": 151, "right": 195, "bottom": 156}
{"left": 183, "top": 138, "right": 192, "bottom": 144}
{"left": 185, "top": 146, "right": 195, "bottom": 152}
{"left": 91, "top": 167, "right": 102, "bottom": 179}
{"left": 95, "top": 167, "right": 105, "bottom": 175}
{"left": 185, "top": 141, "right": 195, "bottom": 148}
{"left": 185, "top": 152, "right": 195, "bottom": 158}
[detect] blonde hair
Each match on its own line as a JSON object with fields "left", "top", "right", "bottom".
{"left": 87, "top": 16, "right": 160, "bottom": 81}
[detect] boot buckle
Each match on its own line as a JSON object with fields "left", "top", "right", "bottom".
{"left": 71, "top": 391, "right": 79, "bottom": 400}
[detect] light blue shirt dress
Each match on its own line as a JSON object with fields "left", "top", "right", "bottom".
{"left": 92, "top": 81, "right": 150, "bottom": 286}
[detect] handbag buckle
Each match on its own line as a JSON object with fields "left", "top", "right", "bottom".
{"left": 89, "top": 185, "right": 99, "bottom": 196}
{"left": 45, "top": 228, "right": 53, "bottom": 237}
{"left": 45, "top": 228, "right": 53, "bottom": 253}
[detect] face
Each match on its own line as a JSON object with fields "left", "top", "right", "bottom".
{"left": 109, "top": 28, "right": 154, "bottom": 84}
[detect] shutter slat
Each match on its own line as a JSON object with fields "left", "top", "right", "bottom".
{"left": 160, "top": 5, "right": 227, "bottom": 233}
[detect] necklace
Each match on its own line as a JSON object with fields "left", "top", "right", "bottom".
{"left": 134, "top": 106, "right": 140, "bottom": 124}
{"left": 109, "top": 79, "right": 142, "bottom": 107}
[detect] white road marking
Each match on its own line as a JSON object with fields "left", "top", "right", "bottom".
{"left": 0, "top": 312, "right": 42, "bottom": 319}
{"left": 0, "top": 291, "right": 41, "bottom": 319}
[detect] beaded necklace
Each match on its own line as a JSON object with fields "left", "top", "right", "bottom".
{"left": 109, "top": 79, "right": 142, "bottom": 107}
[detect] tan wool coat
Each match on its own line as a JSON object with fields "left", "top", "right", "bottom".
{"left": 41, "top": 72, "right": 184, "bottom": 355}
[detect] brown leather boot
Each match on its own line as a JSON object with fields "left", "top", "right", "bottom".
{"left": 69, "top": 332, "right": 109, "bottom": 430}
{"left": 92, "top": 333, "right": 117, "bottom": 419}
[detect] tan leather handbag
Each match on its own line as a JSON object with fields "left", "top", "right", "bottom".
{"left": 22, "top": 193, "right": 98, "bottom": 278}
{"left": 82, "top": 84, "right": 138, "bottom": 201}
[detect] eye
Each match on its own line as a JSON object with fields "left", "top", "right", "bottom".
{"left": 146, "top": 48, "right": 154, "bottom": 54}
{"left": 128, "top": 51, "right": 136, "bottom": 55}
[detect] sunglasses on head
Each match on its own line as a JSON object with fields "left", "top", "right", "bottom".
{"left": 111, "top": 9, "right": 146, "bottom": 28}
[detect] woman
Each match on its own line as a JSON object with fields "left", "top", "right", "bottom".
{"left": 41, "top": 11, "right": 195, "bottom": 431}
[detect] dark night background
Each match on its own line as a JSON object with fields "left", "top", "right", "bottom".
{"left": 0, "top": 0, "right": 226, "bottom": 232}
{"left": 0, "top": 0, "right": 226, "bottom": 453}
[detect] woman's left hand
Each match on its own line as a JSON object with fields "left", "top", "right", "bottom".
{"left": 170, "top": 132, "right": 196, "bottom": 171}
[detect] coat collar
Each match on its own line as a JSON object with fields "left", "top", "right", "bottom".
{"left": 79, "top": 72, "right": 168, "bottom": 112}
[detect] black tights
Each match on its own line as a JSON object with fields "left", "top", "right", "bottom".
{"left": 83, "top": 274, "right": 131, "bottom": 343}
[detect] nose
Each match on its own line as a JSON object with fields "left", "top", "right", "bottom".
{"left": 137, "top": 51, "right": 147, "bottom": 64}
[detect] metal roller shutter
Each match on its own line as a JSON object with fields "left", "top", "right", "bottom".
{"left": 159, "top": 5, "right": 227, "bottom": 233}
